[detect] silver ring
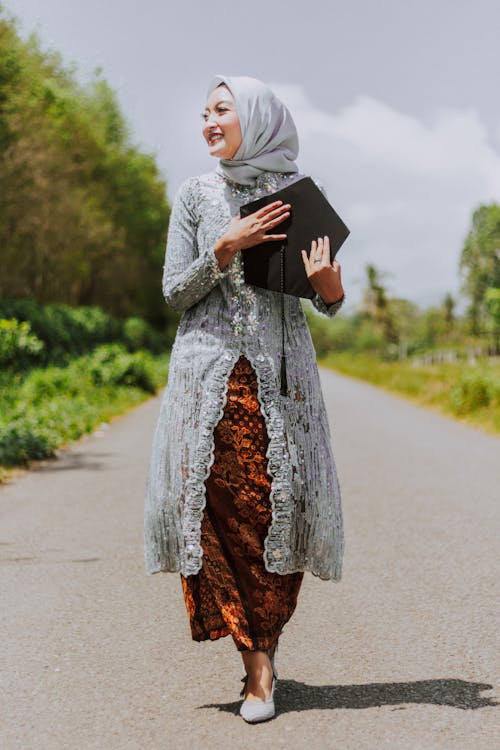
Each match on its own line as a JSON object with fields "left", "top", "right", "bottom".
{"left": 313, "top": 259, "right": 322, "bottom": 263}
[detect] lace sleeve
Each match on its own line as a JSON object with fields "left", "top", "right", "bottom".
{"left": 311, "top": 291, "right": 346, "bottom": 317}
{"left": 162, "top": 177, "right": 230, "bottom": 313}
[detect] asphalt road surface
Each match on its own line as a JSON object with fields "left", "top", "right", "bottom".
{"left": 1, "top": 367, "right": 498, "bottom": 749}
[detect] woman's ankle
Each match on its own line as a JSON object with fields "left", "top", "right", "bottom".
{"left": 241, "top": 651, "right": 273, "bottom": 700}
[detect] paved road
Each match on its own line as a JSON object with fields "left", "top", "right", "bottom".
{"left": 1, "top": 367, "right": 498, "bottom": 749}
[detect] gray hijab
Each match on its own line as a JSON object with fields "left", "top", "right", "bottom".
{"left": 206, "top": 74, "right": 300, "bottom": 186}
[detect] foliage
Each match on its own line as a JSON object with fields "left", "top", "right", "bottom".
{"left": 0, "top": 297, "right": 172, "bottom": 370}
{"left": 459, "top": 203, "right": 500, "bottom": 337}
{"left": 448, "top": 370, "right": 499, "bottom": 414}
{"left": 484, "top": 286, "right": 500, "bottom": 349}
{"left": 0, "top": 293, "right": 172, "bottom": 474}
{"left": 0, "top": 343, "right": 169, "bottom": 467}
{"left": 0, "top": 297, "right": 120, "bottom": 365}
{"left": 0, "top": 318, "right": 44, "bottom": 366}
{"left": 305, "top": 259, "right": 494, "bottom": 362}
{"left": 361, "top": 264, "right": 399, "bottom": 344}
{"left": 320, "top": 351, "right": 500, "bottom": 434}
{"left": 82, "top": 343, "right": 158, "bottom": 392}
{"left": 0, "top": 7, "right": 171, "bottom": 325}
{"left": 122, "top": 315, "right": 167, "bottom": 352}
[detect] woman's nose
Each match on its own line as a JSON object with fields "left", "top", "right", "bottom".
{"left": 204, "top": 112, "right": 219, "bottom": 127}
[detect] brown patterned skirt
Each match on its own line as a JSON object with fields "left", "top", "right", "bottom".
{"left": 180, "top": 354, "right": 304, "bottom": 652}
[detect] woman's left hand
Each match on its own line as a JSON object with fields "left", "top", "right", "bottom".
{"left": 301, "top": 235, "right": 344, "bottom": 304}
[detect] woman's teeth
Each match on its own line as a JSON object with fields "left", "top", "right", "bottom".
{"left": 209, "top": 134, "right": 223, "bottom": 144}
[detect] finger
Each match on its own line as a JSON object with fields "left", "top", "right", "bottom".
{"left": 255, "top": 201, "right": 288, "bottom": 217}
{"left": 301, "top": 249, "right": 310, "bottom": 275}
{"left": 263, "top": 233, "right": 287, "bottom": 242}
{"left": 323, "top": 235, "right": 330, "bottom": 263}
{"left": 265, "top": 203, "right": 292, "bottom": 219}
{"left": 310, "top": 238, "right": 323, "bottom": 265}
{"left": 316, "top": 236, "right": 328, "bottom": 265}
{"left": 262, "top": 211, "right": 290, "bottom": 230}
{"left": 260, "top": 205, "right": 291, "bottom": 225}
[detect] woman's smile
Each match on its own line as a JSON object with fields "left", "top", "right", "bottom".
{"left": 208, "top": 133, "right": 224, "bottom": 145}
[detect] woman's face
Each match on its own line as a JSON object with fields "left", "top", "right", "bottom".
{"left": 202, "top": 85, "right": 242, "bottom": 160}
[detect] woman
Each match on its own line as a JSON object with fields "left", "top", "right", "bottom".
{"left": 144, "top": 74, "right": 346, "bottom": 723}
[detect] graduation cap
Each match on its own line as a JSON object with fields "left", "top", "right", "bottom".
{"left": 239, "top": 176, "right": 350, "bottom": 397}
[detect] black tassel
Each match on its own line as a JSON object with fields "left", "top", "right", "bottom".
{"left": 279, "top": 241, "right": 288, "bottom": 398}
{"left": 280, "top": 352, "right": 288, "bottom": 396}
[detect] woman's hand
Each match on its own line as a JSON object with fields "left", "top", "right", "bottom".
{"left": 221, "top": 200, "right": 291, "bottom": 254}
{"left": 301, "top": 235, "right": 344, "bottom": 305}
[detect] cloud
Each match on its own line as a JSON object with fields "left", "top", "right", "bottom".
{"left": 270, "top": 83, "right": 500, "bottom": 311}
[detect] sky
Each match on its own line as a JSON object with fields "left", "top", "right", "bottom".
{"left": 5, "top": 0, "right": 500, "bottom": 313}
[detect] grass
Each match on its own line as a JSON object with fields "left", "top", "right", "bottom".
{"left": 319, "top": 351, "right": 500, "bottom": 436}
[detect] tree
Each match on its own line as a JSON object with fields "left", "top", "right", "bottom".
{"left": 443, "top": 292, "right": 455, "bottom": 335}
{"left": 361, "top": 264, "right": 399, "bottom": 348}
{"left": 459, "top": 204, "right": 500, "bottom": 336}
{"left": 484, "top": 287, "right": 500, "bottom": 352}
{"left": 0, "top": 6, "right": 171, "bottom": 324}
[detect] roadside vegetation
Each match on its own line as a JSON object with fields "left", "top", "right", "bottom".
{"left": 0, "top": 8, "right": 178, "bottom": 482}
{"left": 317, "top": 351, "right": 500, "bottom": 435}
{"left": 304, "top": 221, "right": 500, "bottom": 435}
{"left": 0, "top": 299, "right": 171, "bottom": 482}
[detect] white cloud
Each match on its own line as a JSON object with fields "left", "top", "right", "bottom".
{"left": 269, "top": 83, "right": 500, "bottom": 312}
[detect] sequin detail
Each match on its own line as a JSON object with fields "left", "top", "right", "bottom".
{"left": 222, "top": 172, "right": 298, "bottom": 339}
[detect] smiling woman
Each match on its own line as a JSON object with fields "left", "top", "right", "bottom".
{"left": 143, "top": 73, "right": 346, "bottom": 724}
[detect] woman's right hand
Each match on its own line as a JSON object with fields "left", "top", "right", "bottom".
{"left": 222, "top": 200, "right": 291, "bottom": 255}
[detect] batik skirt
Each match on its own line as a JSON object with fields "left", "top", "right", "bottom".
{"left": 180, "top": 354, "right": 304, "bottom": 652}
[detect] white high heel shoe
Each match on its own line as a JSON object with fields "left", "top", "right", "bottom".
{"left": 239, "top": 646, "right": 278, "bottom": 723}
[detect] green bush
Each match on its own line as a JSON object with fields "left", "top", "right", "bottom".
{"left": 84, "top": 343, "right": 157, "bottom": 392}
{"left": 122, "top": 316, "right": 167, "bottom": 353}
{"left": 0, "top": 318, "right": 45, "bottom": 367}
{"left": 448, "top": 371, "right": 497, "bottom": 414}
{"left": 0, "top": 343, "right": 168, "bottom": 468}
{"left": 352, "top": 319, "right": 387, "bottom": 354}
{"left": 0, "top": 298, "right": 171, "bottom": 370}
{"left": 0, "top": 422, "right": 53, "bottom": 465}
{"left": 0, "top": 297, "right": 122, "bottom": 365}
{"left": 20, "top": 367, "right": 77, "bottom": 404}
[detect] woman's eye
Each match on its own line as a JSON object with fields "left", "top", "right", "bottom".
{"left": 201, "top": 107, "right": 229, "bottom": 121}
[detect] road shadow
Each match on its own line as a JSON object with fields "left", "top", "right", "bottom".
{"left": 198, "top": 677, "right": 498, "bottom": 716}
{"left": 22, "top": 450, "right": 115, "bottom": 474}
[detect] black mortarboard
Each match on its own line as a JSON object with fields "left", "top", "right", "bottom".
{"left": 239, "top": 176, "right": 350, "bottom": 397}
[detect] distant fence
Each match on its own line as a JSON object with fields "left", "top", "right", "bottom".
{"left": 411, "top": 346, "right": 500, "bottom": 366}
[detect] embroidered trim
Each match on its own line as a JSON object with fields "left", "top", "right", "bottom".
{"left": 312, "top": 291, "right": 346, "bottom": 317}
{"left": 180, "top": 348, "right": 295, "bottom": 576}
